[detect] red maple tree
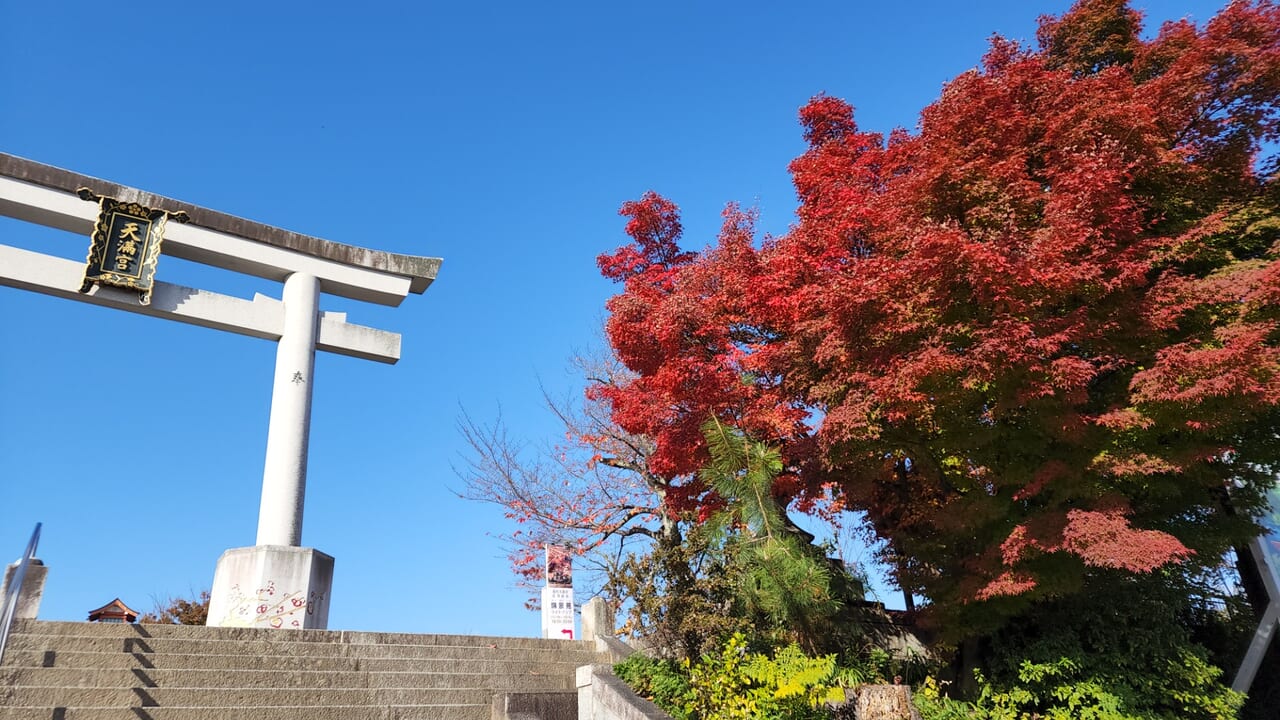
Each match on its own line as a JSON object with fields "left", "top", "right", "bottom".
{"left": 597, "top": 0, "right": 1280, "bottom": 634}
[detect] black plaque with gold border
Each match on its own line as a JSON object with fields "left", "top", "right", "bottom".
{"left": 78, "top": 188, "right": 188, "bottom": 305}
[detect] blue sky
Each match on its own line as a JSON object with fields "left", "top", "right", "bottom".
{"left": 1, "top": 0, "right": 1227, "bottom": 637}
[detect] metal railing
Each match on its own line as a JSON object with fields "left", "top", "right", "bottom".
{"left": 0, "top": 522, "right": 42, "bottom": 666}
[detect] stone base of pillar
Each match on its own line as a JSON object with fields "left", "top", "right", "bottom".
{"left": 207, "top": 546, "right": 333, "bottom": 630}
{"left": 1, "top": 558, "right": 47, "bottom": 619}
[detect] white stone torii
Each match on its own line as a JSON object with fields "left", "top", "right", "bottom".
{"left": 0, "top": 153, "right": 441, "bottom": 629}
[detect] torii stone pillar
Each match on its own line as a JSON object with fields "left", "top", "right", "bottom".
{"left": 0, "top": 153, "right": 441, "bottom": 630}
{"left": 207, "top": 271, "right": 329, "bottom": 630}
{"left": 257, "top": 272, "right": 321, "bottom": 548}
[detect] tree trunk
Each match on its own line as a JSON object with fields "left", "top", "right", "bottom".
{"left": 957, "top": 637, "right": 981, "bottom": 698}
{"left": 851, "top": 684, "right": 921, "bottom": 720}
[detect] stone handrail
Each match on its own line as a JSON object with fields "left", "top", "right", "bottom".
{"left": 574, "top": 597, "right": 670, "bottom": 720}
{"left": 490, "top": 597, "right": 668, "bottom": 720}
{"left": 577, "top": 664, "right": 672, "bottom": 720}
{"left": 0, "top": 522, "right": 42, "bottom": 666}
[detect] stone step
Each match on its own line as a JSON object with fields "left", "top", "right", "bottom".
{"left": 0, "top": 649, "right": 359, "bottom": 672}
{"left": 1, "top": 648, "right": 583, "bottom": 675}
{"left": 345, "top": 643, "right": 600, "bottom": 663}
{"left": 341, "top": 631, "right": 592, "bottom": 652}
{"left": 12, "top": 620, "right": 342, "bottom": 643}
{"left": 0, "top": 620, "right": 603, "bottom": 720}
{"left": 0, "top": 648, "right": 353, "bottom": 671}
{"left": 5, "top": 635, "right": 346, "bottom": 658}
{"left": 2, "top": 686, "right": 529, "bottom": 708}
{"left": 0, "top": 703, "right": 491, "bottom": 720}
{"left": 0, "top": 666, "right": 576, "bottom": 691}
{"left": 5, "top": 634, "right": 599, "bottom": 663}
{"left": 0, "top": 665, "right": 369, "bottom": 689}
{"left": 13, "top": 620, "right": 584, "bottom": 650}
{"left": 355, "top": 656, "right": 583, "bottom": 675}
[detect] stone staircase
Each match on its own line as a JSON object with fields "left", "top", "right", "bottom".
{"left": 0, "top": 619, "right": 609, "bottom": 719}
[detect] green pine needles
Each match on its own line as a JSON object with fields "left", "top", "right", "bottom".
{"left": 699, "top": 419, "right": 842, "bottom": 651}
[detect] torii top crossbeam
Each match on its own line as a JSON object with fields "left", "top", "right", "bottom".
{"left": 0, "top": 152, "right": 440, "bottom": 306}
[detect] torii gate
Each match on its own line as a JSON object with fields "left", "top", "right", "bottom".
{"left": 0, "top": 153, "right": 441, "bottom": 629}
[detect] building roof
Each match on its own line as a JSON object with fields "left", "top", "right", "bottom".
{"left": 87, "top": 597, "right": 139, "bottom": 622}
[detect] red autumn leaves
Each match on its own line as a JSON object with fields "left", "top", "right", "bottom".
{"left": 596, "top": 0, "right": 1280, "bottom": 612}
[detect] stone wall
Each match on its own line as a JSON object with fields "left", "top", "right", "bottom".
{"left": 576, "top": 664, "right": 671, "bottom": 720}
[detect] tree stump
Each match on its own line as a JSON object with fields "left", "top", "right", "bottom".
{"left": 850, "top": 684, "right": 920, "bottom": 720}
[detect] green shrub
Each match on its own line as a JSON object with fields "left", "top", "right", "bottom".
{"left": 976, "top": 574, "right": 1245, "bottom": 720}
{"left": 975, "top": 660, "right": 1130, "bottom": 720}
{"left": 911, "top": 652, "right": 1243, "bottom": 720}
{"left": 914, "top": 676, "right": 977, "bottom": 720}
{"left": 616, "top": 633, "right": 851, "bottom": 720}
{"left": 615, "top": 653, "right": 693, "bottom": 720}
{"left": 686, "top": 634, "right": 845, "bottom": 720}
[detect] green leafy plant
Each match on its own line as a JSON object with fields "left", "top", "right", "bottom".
{"left": 743, "top": 643, "right": 847, "bottom": 710}
{"left": 685, "top": 634, "right": 845, "bottom": 720}
{"left": 617, "top": 633, "right": 855, "bottom": 720}
{"left": 913, "top": 676, "right": 976, "bottom": 720}
{"left": 975, "top": 573, "right": 1245, "bottom": 720}
{"left": 976, "top": 660, "right": 1130, "bottom": 720}
{"left": 615, "top": 653, "right": 694, "bottom": 720}
{"left": 683, "top": 633, "right": 770, "bottom": 720}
